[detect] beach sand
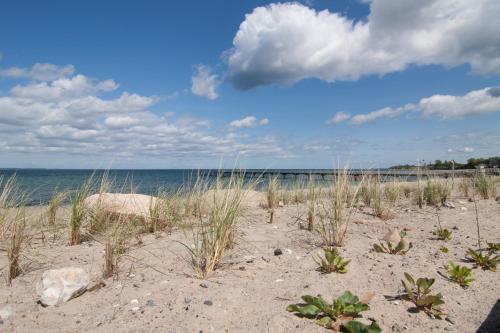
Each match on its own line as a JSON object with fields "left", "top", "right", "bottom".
{"left": 0, "top": 188, "right": 499, "bottom": 332}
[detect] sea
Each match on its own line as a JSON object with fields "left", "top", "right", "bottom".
{"left": 0, "top": 168, "right": 342, "bottom": 205}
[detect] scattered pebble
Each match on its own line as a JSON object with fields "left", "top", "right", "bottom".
{"left": 393, "top": 300, "right": 399, "bottom": 305}
{"left": 200, "top": 283, "right": 208, "bottom": 288}
{"left": 130, "top": 299, "right": 139, "bottom": 305}
{"left": 274, "top": 248, "right": 283, "bottom": 256}
{"left": 146, "top": 299, "right": 156, "bottom": 307}
{"left": 203, "top": 300, "right": 213, "bottom": 306}
{"left": 275, "top": 279, "right": 284, "bottom": 283}
{"left": 285, "top": 248, "right": 293, "bottom": 254}
{"left": 131, "top": 307, "right": 140, "bottom": 312}
{"left": 184, "top": 297, "right": 192, "bottom": 304}
{"left": 460, "top": 207, "right": 467, "bottom": 211}
{"left": 238, "top": 266, "right": 246, "bottom": 271}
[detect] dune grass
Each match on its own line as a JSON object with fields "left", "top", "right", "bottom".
{"left": 184, "top": 171, "right": 251, "bottom": 278}
{"left": 69, "top": 175, "right": 96, "bottom": 245}
{"left": 474, "top": 174, "right": 497, "bottom": 199}
{"left": 47, "top": 191, "right": 67, "bottom": 226}
{"left": 316, "top": 169, "right": 363, "bottom": 247}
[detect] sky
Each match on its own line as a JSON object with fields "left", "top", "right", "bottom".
{"left": 1, "top": 0, "right": 500, "bottom": 169}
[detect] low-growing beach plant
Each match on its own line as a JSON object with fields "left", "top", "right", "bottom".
{"left": 487, "top": 242, "right": 500, "bottom": 254}
{"left": 340, "top": 320, "right": 381, "bottom": 333}
{"left": 313, "top": 247, "right": 350, "bottom": 274}
{"left": 316, "top": 169, "right": 363, "bottom": 247}
{"left": 434, "top": 228, "right": 452, "bottom": 241}
{"left": 474, "top": 174, "right": 497, "bottom": 199}
{"left": 373, "top": 231, "right": 412, "bottom": 255}
{"left": 287, "top": 291, "right": 369, "bottom": 329}
{"left": 446, "top": 262, "right": 474, "bottom": 288}
{"left": 433, "top": 209, "right": 452, "bottom": 241}
{"left": 47, "top": 191, "right": 66, "bottom": 226}
{"left": 465, "top": 249, "right": 499, "bottom": 271}
{"left": 439, "top": 246, "right": 449, "bottom": 253}
{"left": 401, "top": 272, "right": 445, "bottom": 318}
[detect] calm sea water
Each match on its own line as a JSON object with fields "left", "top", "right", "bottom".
{"left": 0, "top": 168, "right": 339, "bottom": 205}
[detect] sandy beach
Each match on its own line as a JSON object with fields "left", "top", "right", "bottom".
{"left": 0, "top": 180, "right": 499, "bottom": 333}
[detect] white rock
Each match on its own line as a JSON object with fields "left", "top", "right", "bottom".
{"left": 443, "top": 201, "right": 455, "bottom": 208}
{"left": 0, "top": 305, "right": 12, "bottom": 319}
{"left": 461, "top": 207, "right": 467, "bottom": 211}
{"left": 83, "top": 193, "right": 157, "bottom": 221}
{"left": 130, "top": 299, "right": 139, "bottom": 305}
{"left": 36, "top": 267, "right": 89, "bottom": 306}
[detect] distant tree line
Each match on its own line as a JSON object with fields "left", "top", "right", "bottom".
{"left": 390, "top": 156, "right": 500, "bottom": 170}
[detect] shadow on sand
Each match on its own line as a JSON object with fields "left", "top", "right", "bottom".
{"left": 477, "top": 299, "right": 500, "bottom": 332}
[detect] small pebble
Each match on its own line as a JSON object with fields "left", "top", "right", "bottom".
{"left": 130, "top": 299, "right": 139, "bottom": 305}
{"left": 146, "top": 299, "right": 156, "bottom": 307}
{"left": 200, "top": 283, "right": 208, "bottom": 288}
{"left": 131, "top": 306, "right": 140, "bottom": 312}
{"left": 203, "top": 300, "right": 213, "bottom": 306}
{"left": 274, "top": 248, "right": 283, "bottom": 256}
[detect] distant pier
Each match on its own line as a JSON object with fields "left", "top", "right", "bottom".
{"left": 209, "top": 168, "right": 500, "bottom": 180}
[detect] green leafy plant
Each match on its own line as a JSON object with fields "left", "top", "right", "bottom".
{"left": 445, "top": 262, "right": 473, "bottom": 288}
{"left": 466, "top": 248, "right": 499, "bottom": 271}
{"left": 314, "top": 247, "right": 350, "bottom": 274}
{"left": 439, "top": 246, "right": 449, "bottom": 253}
{"left": 401, "top": 273, "right": 445, "bottom": 318}
{"left": 373, "top": 231, "right": 412, "bottom": 255}
{"left": 487, "top": 242, "right": 500, "bottom": 253}
{"left": 287, "top": 291, "right": 369, "bottom": 329}
{"left": 433, "top": 228, "right": 452, "bottom": 241}
{"left": 341, "top": 320, "right": 382, "bottom": 333}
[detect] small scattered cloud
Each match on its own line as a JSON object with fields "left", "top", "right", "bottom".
{"left": 347, "top": 87, "right": 500, "bottom": 124}
{"left": 326, "top": 111, "right": 351, "bottom": 124}
{"left": 229, "top": 116, "right": 269, "bottom": 128}
{"left": 191, "top": 65, "right": 220, "bottom": 100}
{"left": 447, "top": 147, "right": 474, "bottom": 154}
{"left": 0, "top": 63, "right": 75, "bottom": 81}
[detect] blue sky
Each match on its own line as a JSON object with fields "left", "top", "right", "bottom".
{"left": 1, "top": 0, "right": 499, "bottom": 169}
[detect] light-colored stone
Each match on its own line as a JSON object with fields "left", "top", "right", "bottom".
{"left": 36, "top": 267, "right": 89, "bottom": 306}
{"left": 443, "top": 201, "right": 455, "bottom": 208}
{"left": 383, "top": 229, "right": 401, "bottom": 244}
{"left": 83, "top": 193, "right": 157, "bottom": 220}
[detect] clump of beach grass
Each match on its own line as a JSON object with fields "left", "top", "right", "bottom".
{"left": 316, "top": 169, "right": 363, "bottom": 247}
{"left": 384, "top": 179, "right": 401, "bottom": 206}
{"left": 148, "top": 188, "right": 183, "bottom": 233}
{"left": 7, "top": 208, "right": 29, "bottom": 284}
{"left": 102, "top": 214, "right": 138, "bottom": 279}
{"left": 358, "top": 176, "right": 376, "bottom": 207}
{"left": 69, "top": 175, "right": 95, "bottom": 245}
{"left": 0, "top": 175, "right": 18, "bottom": 240}
{"left": 47, "top": 191, "right": 67, "bottom": 226}
{"left": 266, "top": 175, "right": 279, "bottom": 209}
{"left": 474, "top": 174, "right": 497, "bottom": 199}
{"left": 185, "top": 171, "right": 250, "bottom": 278}
{"left": 458, "top": 177, "right": 472, "bottom": 198}
{"left": 424, "top": 178, "right": 451, "bottom": 206}
{"left": 371, "top": 179, "right": 395, "bottom": 220}
{"left": 306, "top": 177, "right": 320, "bottom": 231}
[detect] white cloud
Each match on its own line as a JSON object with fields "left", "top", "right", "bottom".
{"left": 0, "top": 63, "right": 75, "bottom": 81}
{"left": 191, "top": 65, "right": 220, "bottom": 100}
{"left": 227, "top": 1, "right": 500, "bottom": 89}
{"left": 0, "top": 63, "right": 290, "bottom": 162}
{"left": 229, "top": 116, "right": 269, "bottom": 128}
{"left": 348, "top": 87, "right": 500, "bottom": 124}
{"left": 447, "top": 147, "right": 474, "bottom": 153}
{"left": 326, "top": 111, "right": 351, "bottom": 124}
